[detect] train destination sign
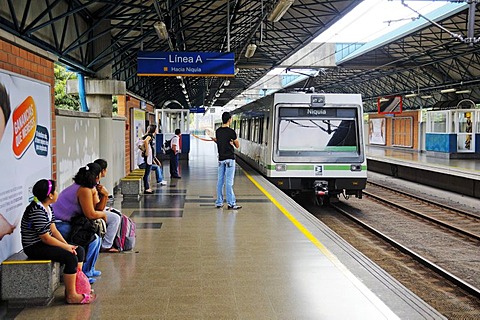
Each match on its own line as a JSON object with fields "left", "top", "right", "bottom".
{"left": 137, "top": 51, "right": 235, "bottom": 77}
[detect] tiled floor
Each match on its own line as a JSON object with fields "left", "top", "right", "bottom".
{"left": 4, "top": 138, "right": 439, "bottom": 319}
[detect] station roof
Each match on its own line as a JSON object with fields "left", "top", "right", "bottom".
{"left": 308, "top": 2, "right": 480, "bottom": 112}
{"left": 1, "top": 1, "right": 479, "bottom": 112}
{"left": 0, "top": 0, "right": 361, "bottom": 109}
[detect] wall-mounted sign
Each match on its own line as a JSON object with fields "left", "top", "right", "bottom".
{"left": 137, "top": 51, "right": 235, "bottom": 77}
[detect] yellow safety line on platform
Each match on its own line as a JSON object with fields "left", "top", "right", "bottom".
{"left": 2, "top": 260, "right": 51, "bottom": 264}
{"left": 243, "top": 170, "right": 401, "bottom": 319}
{"left": 243, "top": 171, "right": 337, "bottom": 261}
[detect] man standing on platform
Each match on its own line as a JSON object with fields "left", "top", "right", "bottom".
{"left": 213, "top": 112, "right": 242, "bottom": 210}
{"left": 170, "top": 128, "right": 181, "bottom": 179}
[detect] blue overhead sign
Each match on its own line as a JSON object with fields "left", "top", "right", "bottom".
{"left": 189, "top": 107, "right": 206, "bottom": 113}
{"left": 137, "top": 51, "right": 235, "bottom": 77}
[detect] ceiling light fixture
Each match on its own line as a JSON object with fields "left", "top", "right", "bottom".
{"left": 405, "top": 93, "right": 418, "bottom": 98}
{"left": 421, "top": 95, "right": 433, "bottom": 99}
{"left": 154, "top": 22, "right": 169, "bottom": 40}
{"left": 219, "top": 88, "right": 225, "bottom": 93}
{"left": 456, "top": 89, "right": 471, "bottom": 94}
{"left": 245, "top": 44, "right": 257, "bottom": 58}
{"left": 180, "top": 83, "right": 185, "bottom": 88}
{"left": 440, "top": 88, "right": 456, "bottom": 93}
{"left": 268, "top": 0, "right": 295, "bottom": 23}
{"left": 223, "top": 80, "right": 230, "bottom": 87}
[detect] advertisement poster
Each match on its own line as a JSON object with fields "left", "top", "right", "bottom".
{"left": 0, "top": 70, "right": 51, "bottom": 262}
{"left": 131, "top": 109, "right": 146, "bottom": 171}
{"left": 368, "top": 118, "right": 386, "bottom": 145}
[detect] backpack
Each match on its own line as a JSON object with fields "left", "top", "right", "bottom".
{"left": 163, "top": 139, "right": 172, "bottom": 154}
{"left": 136, "top": 138, "right": 146, "bottom": 157}
{"left": 112, "top": 209, "right": 136, "bottom": 252}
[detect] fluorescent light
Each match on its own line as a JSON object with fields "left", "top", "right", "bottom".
{"left": 379, "top": 98, "right": 389, "bottom": 102}
{"left": 405, "top": 93, "right": 417, "bottom": 98}
{"left": 182, "top": 89, "right": 187, "bottom": 94}
{"left": 456, "top": 89, "right": 471, "bottom": 94}
{"left": 223, "top": 80, "right": 230, "bottom": 86}
{"left": 440, "top": 88, "right": 456, "bottom": 93}
{"left": 421, "top": 95, "right": 433, "bottom": 99}
{"left": 179, "top": 82, "right": 185, "bottom": 88}
{"left": 154, "top": 22, "right": 169, "bottom": 40}
{"left": 268, "top": 0, "right": 295, "bottom": 22}
{"left": 219, "top": 88, "right": 225, "bottom": 93}
{"left": 245, "top": 44, "right": 257, "bottom": 58}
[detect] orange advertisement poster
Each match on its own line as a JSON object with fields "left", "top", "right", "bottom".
{"left": 12, "top": 96, "right": 37, "bottom": 158}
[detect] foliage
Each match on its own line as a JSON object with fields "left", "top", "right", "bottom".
{"left": 54, "top": 64, "right": 80, "bottom": 111}
{"left": 112, "top": 95, "right": 118, "bottom": 115}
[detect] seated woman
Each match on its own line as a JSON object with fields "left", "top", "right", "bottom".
{"left": 92, "top": 159, "right": 122, "bottom": 253}
{"left": 52, "top": 163, "right": 108, "bottom": 281}
{"left": 21, "top": 179, "right": 95, "bottom": 304}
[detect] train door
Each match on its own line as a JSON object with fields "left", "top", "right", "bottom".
{"left": 455, "top": 110, "right": 475, "bottom": 153}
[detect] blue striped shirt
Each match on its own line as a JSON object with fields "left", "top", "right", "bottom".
{"left": 21, "top": 201, "right": 56, "bottom": 248}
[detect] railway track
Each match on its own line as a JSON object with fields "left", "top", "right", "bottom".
{"left": 296, "top": 182, "right": 480, "bottom": 319}
{"left": 364, "top": 181, "right": 480, "bottom": 242}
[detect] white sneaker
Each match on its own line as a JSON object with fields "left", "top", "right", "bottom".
{"left": 160, "top": 180, "right": 168, "bottom": 186}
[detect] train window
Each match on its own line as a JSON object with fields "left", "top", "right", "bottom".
{"left": 275, "top": 106, "right": 360, "bottom": 162}
{"left": 253, "top": 118, "right": 259, "bottom": 143}
{"left": 240, "top": 119, "right": 245, "bottom": 138}
{"left": 259, "top": 117, "right": 264, "bottom": 144}
{"left": 247, "top": 119, "right": 252, "bottom": 140}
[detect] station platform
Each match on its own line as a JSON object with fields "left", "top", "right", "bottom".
{"left": 366, "top": 146, "right": 480, "bottom": 199}
{"left": 8, "top": 138, "right": 444, "bottom": 319}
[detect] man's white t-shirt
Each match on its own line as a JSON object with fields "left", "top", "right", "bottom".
{"left": 171, "top": 135, "right": 180, "bottom": 153}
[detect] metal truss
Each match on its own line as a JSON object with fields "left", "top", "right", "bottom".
{"left": 0, "top": 0, "right": 361, "bottom": 108}
{"left": 312, "top": 3, "right": 480, "bottom": 112}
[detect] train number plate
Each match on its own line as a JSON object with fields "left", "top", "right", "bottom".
{"left": 315, "top": 165, "right": 323, "bottom": 176}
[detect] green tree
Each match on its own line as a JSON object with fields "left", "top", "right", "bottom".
{"left": 54, "top": 64, "right": 80, "bottom": 111}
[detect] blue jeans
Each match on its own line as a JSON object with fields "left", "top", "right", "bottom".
{"left": 139, "top": 162, "right": 163, "bottom": 183}
{"left": 55, "top": 220, "right": 101, "bottom": 276}
{"left": 216, "top": 159, "right": 236, "bottom": 207}
{"left": 170, "top": 152, "right": 179, "bottom": 177}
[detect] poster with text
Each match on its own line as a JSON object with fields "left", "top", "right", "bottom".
{"left": 0, "top": 69, "right": 51, "bottom": 262}
{"left": 368, "top": 118, "right": 386, "bottom": 145}
{"left": 131, "top": 109, "right": 146, "bottom": 170}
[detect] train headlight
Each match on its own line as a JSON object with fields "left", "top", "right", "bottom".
{"left": 275, "top": 164, "right": 287, "bottom": 171}
{"left": 350, "top": 164, "right": 362, "bottom": 171}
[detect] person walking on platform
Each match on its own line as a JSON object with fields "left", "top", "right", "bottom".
{"left": 170, "top": 128, "right": 181, "bottom": 179}
{"left": 213, "top": 112, "right": 242, "bottom": 210}
{"left": 142, "top": 124, "right": 162, "bottom": 193}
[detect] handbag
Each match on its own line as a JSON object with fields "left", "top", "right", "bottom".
{"left": 91, "top": 218, "right": 106, "bottom": 238}
{"left": 70, "top": 215, "right": 105, "bottom": 246}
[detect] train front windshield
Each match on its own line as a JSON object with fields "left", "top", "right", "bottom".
{"left": 275, "top": 105, "right": 362, "bottom": 162}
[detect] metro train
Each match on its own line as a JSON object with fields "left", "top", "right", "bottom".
{"left": 229, "top": 92, "right": 367, "bottom": 205}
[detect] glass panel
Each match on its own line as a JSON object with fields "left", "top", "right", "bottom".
{"left": 431, "top": 112, "right": 447, "bottom": 133}
{"left": 276, "top": 106, "right": 359, "bottom": 159}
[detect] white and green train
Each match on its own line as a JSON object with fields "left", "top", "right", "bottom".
{"left": 231, "top": 92, "right": 367, "bottom": 205}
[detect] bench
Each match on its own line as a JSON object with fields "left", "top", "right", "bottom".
{"left": 1, "top": 251, "right": 61, "bottom": 306}
{"left": 120, "top": 169, "right": 145, "bottom": 200}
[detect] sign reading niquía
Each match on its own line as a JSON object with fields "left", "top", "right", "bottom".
{"left": 137, "top": 51, "right": 235, "bottom": 77}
